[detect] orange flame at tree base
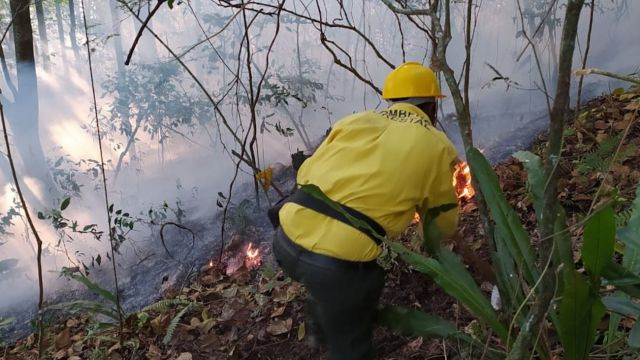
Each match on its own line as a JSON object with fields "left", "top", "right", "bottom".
{"left": 244, "top": 243, "right": 261, "bottom": 270}
{"left": 453, "top": 161, "right": 476, "bottom": 201}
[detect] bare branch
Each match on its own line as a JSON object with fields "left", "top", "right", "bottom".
{"left": 380, "top": 0, "right": 433, "bottom": 16}
{"left": 125, "top": 0, "right": 166, "bottom": 65}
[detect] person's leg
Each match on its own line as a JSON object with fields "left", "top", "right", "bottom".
{"left": 303, "top": 264, "right": 385, "bottom": 360}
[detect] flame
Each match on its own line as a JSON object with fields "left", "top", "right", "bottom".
{"left": 412, "top": 212, "right": 421, "bottom": 224}
{"left": 244, "top": 243, "right": 261, "bottom": 270}
{"left": 208, "top": 260, "right": 214, "bottom": 268}
{"left": 453, "top": 161, "right": 476, "bottom": 201}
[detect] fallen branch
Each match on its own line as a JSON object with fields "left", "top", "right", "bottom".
{"left": 575, "top": 68, "right": 640, "bottom": 86}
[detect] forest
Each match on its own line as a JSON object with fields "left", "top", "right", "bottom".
{"left": 0, "top": 0, "right": 639, "bottom": 359}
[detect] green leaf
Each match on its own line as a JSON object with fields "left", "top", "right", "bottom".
{"left": 386, "top": 241, "right": 508, "bottom": 341}
{"left": 0, "top": 316, "right": 15, "bottom": 327}
{"left": 603, "top": 262, "right": 640, "bottom": 297}
{"left": 46, "top": 300, "right": 119, "bottom": 320}
{"left": 0, "top": 258, "right": 18, "bottom": 273}
{"left": 513, "top": 151, "right": 545, "bottom": 220}
{"left": 557, "top": 271, "right": 606, "bottom": 360}
{"left": 467, "top": 147, "right": 538, "bottom": 283}
{"left": 602, "top": 296, "right": 640, "bottom": 316}
{"left": 582, "top": 205, "right": 616, "bottom": 280}
{"left": 377, "top": 306, "right": 457, "bottom": 338}
{"left": 60, "top": 197, "right": 71, "bottom": 211}
{"left": 378, "top": 306, "right": 504, "bottom": 360}
{"left": 421, "top": 203, "right": 457, "bottom": 257}
{"left": 65, "top": 272, "right": 118, "bottom": 305}
{"left": 629, "top": 321, "right": 640, "bottom": 349}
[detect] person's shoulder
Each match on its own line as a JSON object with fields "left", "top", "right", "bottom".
{"left": 333, "top": 109, "right": 381, "bottom": 127}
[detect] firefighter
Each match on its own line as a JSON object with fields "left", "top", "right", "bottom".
{"left": 272, "top": 62, "right": 460, "bottom": 360}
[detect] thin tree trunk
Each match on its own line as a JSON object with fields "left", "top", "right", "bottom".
{"left": 69, "top": 0, "right": 79, "bottom": 58}
{"left": 8, "top": 0, "right": 55, "bottom": 205}
{"left": 7, "top": 1, "right": 46, "bottom": 354}
{"left": 507, "top": 1, "right": 586, "bottom": 358}
{"left": 55, "top": 0, "right": 68, "bottom": 66}
{"left": 34, "top": 0, "right": 49, "bottom": 68}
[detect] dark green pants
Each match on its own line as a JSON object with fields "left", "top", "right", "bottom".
{"left": 273, "top": 227, "right": 385, "bottom": 360}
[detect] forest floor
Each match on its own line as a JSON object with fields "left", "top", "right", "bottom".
{"left": 2, "top": 86, "right": 639, "bottom": 360}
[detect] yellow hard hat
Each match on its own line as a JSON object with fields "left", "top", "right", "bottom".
{"left": 382, "top": 62, "right": 444, "bottom": 99}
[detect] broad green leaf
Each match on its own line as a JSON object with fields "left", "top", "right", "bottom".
{"left": 377, "top": 306, "right": 457, "bottom": 338}
{"left": 557, "top": 271, "right": 606, "bottom": 360}
{"left": 386, "top": 241, "right": 508, "bottom": 341}
{"left": 46, "top": 300, "right": 120, "bottom": 320}
{"left": 60, "top": 197, "right": 71, "bottom": 211}
{"left": 467, "top": 147, "right": 538, "bottom": 283}
{"left": 65, "top": 272, "right": 118, "bottom": 305}
{"left": 602, "top": 296, "right": 640, "bottom": 316}
{"left": 0, "top": 316, "right": 15, "bottom": 327}
{"left": 491, "top": 233, "right": 520, "bottom": 316}
{"left": 513, "top": 151, "right": 545, "bottom": 220}
{"left": 619, "top": 184, "right": 640, "bottom": 266}
{"left": 629, "top": 321, "right": 640, "bottom": 348}
{"left": 553, "top": 206, "right": 574, "bottom": 291}
{"left": 0, "top": 258, "right": 18, "bottom": 273}
{"left": 582, "top": 205, "right": 616, "bottom": 280}
{"left": 421, "top": 203, "right": 457, "bottom": 257}
{"left": 603, "top": 262, "right": 640, "bottom": 297}
{"left": 378, "top": 306, "right": 505, "bottom": 360}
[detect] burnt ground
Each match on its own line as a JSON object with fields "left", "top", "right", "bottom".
{"left": 1, "top": 87, "right": 639, "bottom": 359}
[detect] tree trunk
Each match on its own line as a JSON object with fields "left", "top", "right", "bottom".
{"left": 8, "top": 0, "right": 55, "bottom": 207}
{"left": 507, "top": 1, "right": 586, "bottom": 358}
{"left": 68, "top": 0, "right": 80, "bottom": 58}
{"left": 54, "top": 0, "right": 68, "bottom": 66}
{"left": 34, "top": 0, "right": 49, "bottom": 68}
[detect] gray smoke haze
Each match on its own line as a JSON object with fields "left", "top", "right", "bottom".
{"left": 0, "top": 0, "right": 638, "bottom": 336}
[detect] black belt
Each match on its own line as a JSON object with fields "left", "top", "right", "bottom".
{"left": 288, "top": 190, "right": 386, "bottom": 245}
{"left": 276, "top": 227, "right": 378, "bottom": 271}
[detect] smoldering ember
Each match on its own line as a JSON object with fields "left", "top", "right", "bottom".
{"left": 1, "top": 1, "right": 639, "bottom": 359}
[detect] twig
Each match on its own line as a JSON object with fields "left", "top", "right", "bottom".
{"left": 516, "top": 0, "right": 552, "bottom": 115}
{"left": 159, "top": 222, "right": 196, "bottom": 262}
{"left": 177, "top": 3, "right": 246, "bottom": 59}
{"left": 0, "top": 90, "right": 46, "bottom": 360}
{"left": 515, "top": 0, "right": 560, "bottom": 62}
{"left": 575, "top": 0, "right": 596, "bottom": 112}
{"left": 231, "top": 150, "right": 285, "bottom": 198}
{"left": 80, "top": 0, "right": 124, "bottom": 344}
{"left": 124, "top": 0, "right": 166, "bottom": 65}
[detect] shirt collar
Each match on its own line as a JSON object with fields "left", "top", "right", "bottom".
{"left": 387, "top": 102, "right": 432, "bottom": 125}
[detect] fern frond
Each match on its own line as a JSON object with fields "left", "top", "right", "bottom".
{"left": 616, "top": 207, "right": 634, "bottom": 228}
{"left": 163, "top": 302, "right": 193, "bottom": 345}
{"left": 577, "top": 134, "right": 635, "bottom": 174}
{"left": 141, "top": 298, "right": 191, "bottom": 314}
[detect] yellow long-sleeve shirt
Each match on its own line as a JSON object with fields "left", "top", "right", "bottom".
{"left": 279, "top": 102, "right": 459, "bottom": 262}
